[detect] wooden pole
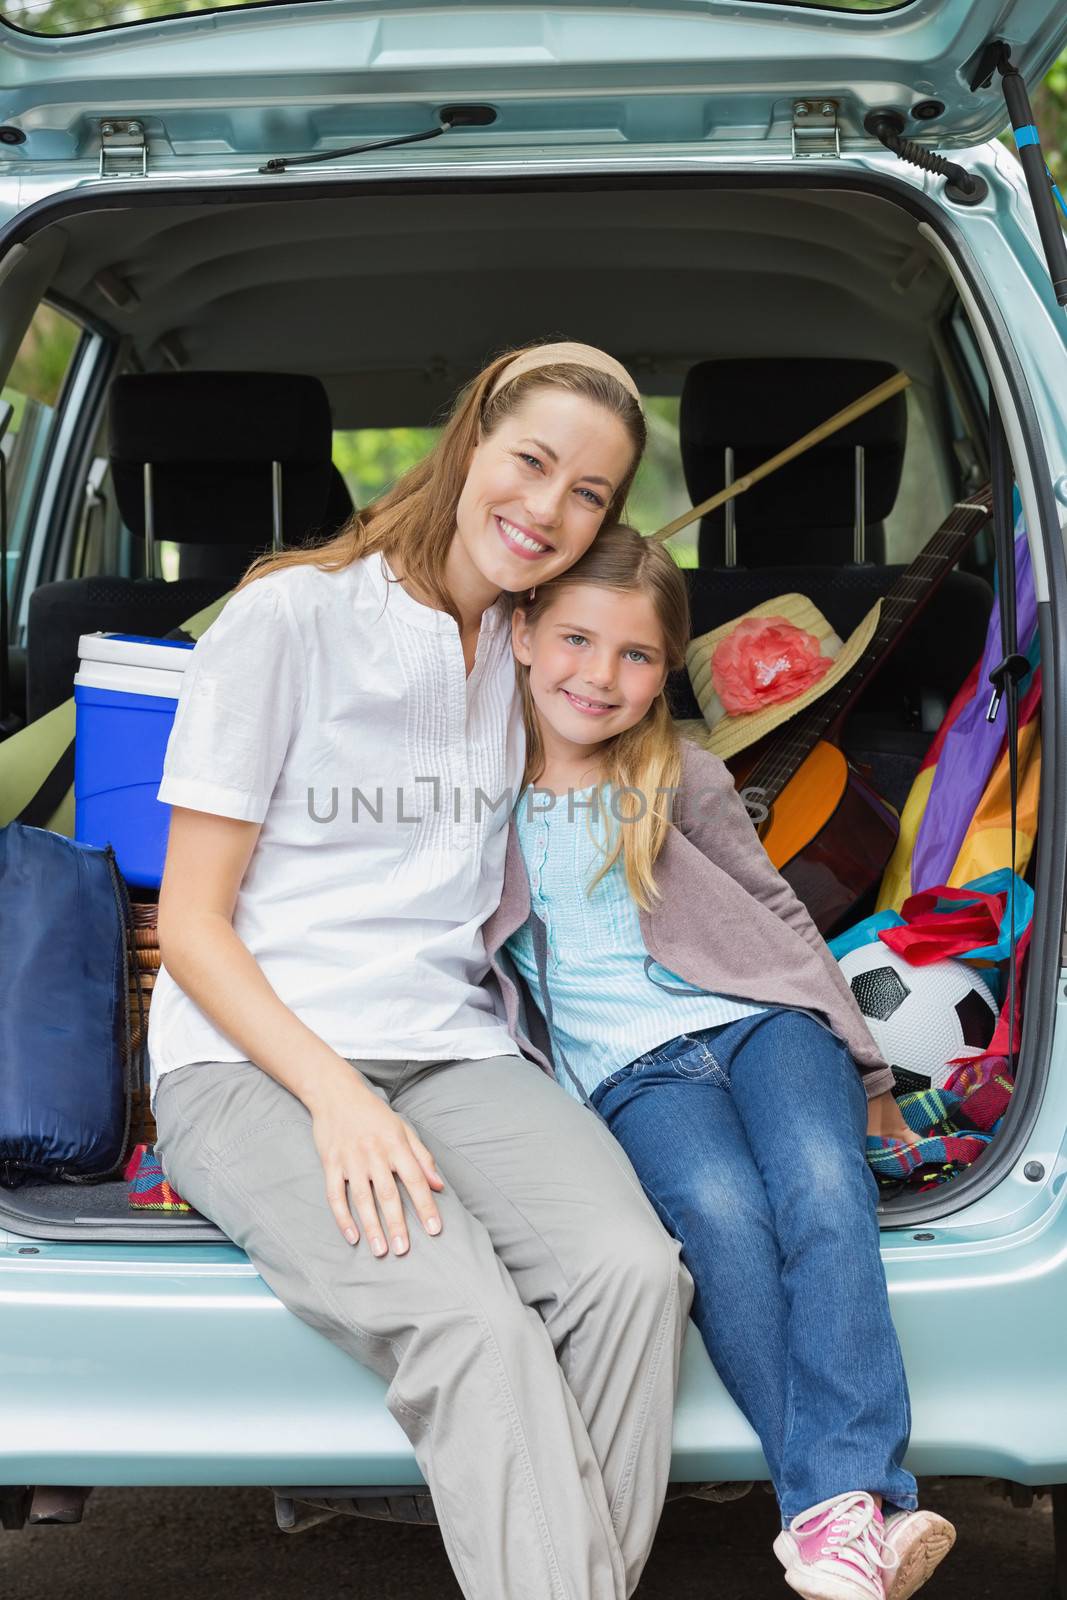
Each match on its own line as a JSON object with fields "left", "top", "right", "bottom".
{"left": 651, "top": 370, "right": 912, "bottom": 544}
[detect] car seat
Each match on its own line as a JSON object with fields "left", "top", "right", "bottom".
{"left": 682, "top": 357, "right": 907, "bottom": 570}
{"left": 25, "top": 372, "right": 353, "bottom": 724}
{"left": 670, "top": 357, "right": 993, "bottom": 812}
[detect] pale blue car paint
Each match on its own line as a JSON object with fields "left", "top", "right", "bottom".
{"left": 0, "top": 0, "right": 1066, "bottom": 1494}
{"left": 0, "top": 0, "right": 1062, "bottom": 177}
{"left": 4, "top": 996, "right": 1067, "bottom": 1491}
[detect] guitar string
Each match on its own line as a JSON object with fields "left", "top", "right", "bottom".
{"left": 735, "top": 504, "right": 990, "bottom": 805}
{"left": 744, "top": 515, "right": 980, "bottom": 800}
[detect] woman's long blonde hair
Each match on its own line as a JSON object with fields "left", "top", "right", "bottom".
{"left": 234, "top": 345, "right": 646, "bottom": 620}
{"left": 516, "top": 524, "right": 690, "bottom": 910}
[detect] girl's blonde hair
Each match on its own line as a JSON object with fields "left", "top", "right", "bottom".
{"left": 234, "top": 345, "right": 646, "bottom": 621}
{"left": 516, "top": 523, "right": 690, "bottom": 910}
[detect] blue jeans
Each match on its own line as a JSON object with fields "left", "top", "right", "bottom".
{"left": 590, "top": 1006, "right": 918, "bottom": 1522}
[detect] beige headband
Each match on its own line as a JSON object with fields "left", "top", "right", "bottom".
{"left": 487, "top": 341, "right": 642, "bottom": 406}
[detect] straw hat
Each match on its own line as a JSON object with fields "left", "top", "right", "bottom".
{"left": 684, "top": 593, "right": 882, "bottom": 761}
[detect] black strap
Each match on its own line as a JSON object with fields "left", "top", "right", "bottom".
{"left": 986, "top": 401, "right": 1025, "bottom": 1069}
{"left": 529, "top": 913, "right": 598, "bottom": 1109}
{"left": 642, "top": 953, "right": 716, "bottom": 998}
{"left": 8, "top": 602, "right": 217, "bottom": 835}
{"left": 15, "top": 738, "right": 76, "bottom": 828}
{"left": 58, "top": 844, "right": 146, "bottom": 1185}
{"left": 13, "top": 623, "right": 196, "bottom": 830}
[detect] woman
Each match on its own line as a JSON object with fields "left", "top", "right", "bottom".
{"left": 150, "top": 342, "right": 692, "bottom": 1600}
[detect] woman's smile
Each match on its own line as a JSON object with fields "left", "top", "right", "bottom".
{"left": 494, "top": 513, "right": 555, "bottom": 560}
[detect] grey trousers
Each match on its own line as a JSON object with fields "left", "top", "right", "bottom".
{"left": 153, "top": 1052, "right": 692, "bottom": 1600}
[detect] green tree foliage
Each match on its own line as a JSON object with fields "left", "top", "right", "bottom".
{"left": 332, "top": 399, "right": 699, "bottom": 560}
{"left": 7, "top": 305, "right": 78, "bottom": 407}
{"left": 3, "top": 0, "right": 242, "bottom": 33}
{"left": 332, "top": 427, "right": 442, "bottom": 514}
{"left": 1035, "top": 52, "right": 1067, "bottom": 179}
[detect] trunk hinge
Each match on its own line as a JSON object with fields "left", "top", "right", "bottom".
{"left": 99, "top": 119, "right": 147, "bottom": 179}
{"left": 791, "top": 100, "right": 840, "bottom": 159}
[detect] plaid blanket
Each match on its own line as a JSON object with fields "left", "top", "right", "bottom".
{"left": 126, "top": 1065, "right": 1012, "bottom": 1210}
{"left": 125, "top": 1142, "right": 192, "bottom": 1212}
{"left": 866, "top": 1059, "right": 1014, "bottom": 1195}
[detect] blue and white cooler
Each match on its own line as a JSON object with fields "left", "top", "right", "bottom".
{"left": 74, "top": 633, "right": 195, "bottom": 889}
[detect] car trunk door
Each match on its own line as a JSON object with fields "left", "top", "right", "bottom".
{"left": 0, "top": 0, "right": 1061, "bottom": 218}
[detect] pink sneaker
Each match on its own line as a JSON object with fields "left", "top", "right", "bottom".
{"left": 881, "top": 1509, "right": 956, "bottom": 1600}
{"left": 773, "top": 1491, "right": 897, "bottom": 1600}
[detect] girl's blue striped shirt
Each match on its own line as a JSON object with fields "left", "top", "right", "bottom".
{"left": 506, "top": 785, "right": 765, "bottom": 1101}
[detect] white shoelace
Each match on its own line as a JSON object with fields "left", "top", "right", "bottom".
{"left": 790, "top": 1491, "right": 902, "bottom": 1590}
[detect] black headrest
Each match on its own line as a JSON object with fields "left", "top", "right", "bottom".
{"left": 680, "top": 359, "right": 908, "bottom": 567}
{"left": 176, "top": 465, "right": 356, "bottom": 582}
{"left": 109, "top": 372, "right": 335, "bottom": 547}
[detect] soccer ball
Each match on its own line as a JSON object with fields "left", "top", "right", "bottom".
{"left": 836, "top": 941, "right": 998, "bottom": 1092}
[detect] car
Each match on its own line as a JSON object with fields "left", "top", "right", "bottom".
{"left": 0, "top": 0, "right": 1065, "bottom": 1575}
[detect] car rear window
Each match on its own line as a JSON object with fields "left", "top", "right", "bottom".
{"left": 733, "top": 0, "right": 907, "bottom": 7}
{"left": 2, "top": 0, "right": 909, "bottom": 41}
{"left": 327, "top": 402, "right": 700, "bottom": 571}
{"left": 2, "top": 0, "right": 307, "bottom": 37}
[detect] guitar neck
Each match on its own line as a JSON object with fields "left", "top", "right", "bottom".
{"left": 743, "top": 490, "right": 993, "bottom": 808}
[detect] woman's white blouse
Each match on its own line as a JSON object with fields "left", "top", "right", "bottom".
{"left": 147, "top": 552, "right": 525, "bottom": 1107}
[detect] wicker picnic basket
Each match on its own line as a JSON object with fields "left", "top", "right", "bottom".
{"left": 127, "top": 900, "right": 160, "bottom": 1147}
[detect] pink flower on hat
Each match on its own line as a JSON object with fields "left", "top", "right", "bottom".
{"left": 711, "top": 617, "right": 833, "bottom": 716}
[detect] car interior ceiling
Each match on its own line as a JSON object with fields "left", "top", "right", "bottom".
{"left": 2, "top": 176, "right": 1033, "bottom": 1233}
{"left": 35, "top": 186, "right": 951, "bottom": 423}
{"left": 23, "top": 181, "right": 990, "bottom": 748}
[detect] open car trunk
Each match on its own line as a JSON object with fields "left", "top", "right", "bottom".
{"left": 0, "top": 167, "right": 1060, "bottom": 1242}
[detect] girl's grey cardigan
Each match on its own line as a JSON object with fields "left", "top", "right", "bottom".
{"left": 481, "top": 740, "right": 895, "bottom": 1101}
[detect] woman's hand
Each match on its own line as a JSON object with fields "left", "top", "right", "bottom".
{"left": 310, "top": 1070, "right": 445, "bottom": 1256}
{"left": 866, "top": 1089, "right": 922, "bottom": 1147}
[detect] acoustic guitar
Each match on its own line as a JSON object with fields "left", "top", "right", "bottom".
{"left": 727, "top": 487, "right": 994, "bottom": 934}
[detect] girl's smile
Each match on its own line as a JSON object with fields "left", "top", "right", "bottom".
{"left": 560, "top": 688, "right": 618, "bottom": 715}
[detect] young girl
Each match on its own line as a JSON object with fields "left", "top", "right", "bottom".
{"left": 487, "top": 524, "right": 956, "bottom": 1600}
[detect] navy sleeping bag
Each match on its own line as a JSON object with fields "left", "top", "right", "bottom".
{"left": 0, "top": 823, "right": 139, "bottom": 1186}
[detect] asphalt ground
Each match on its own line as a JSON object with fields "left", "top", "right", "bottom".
{"left": 0, "top": 1479, "right": 1060, "bottom": 1599}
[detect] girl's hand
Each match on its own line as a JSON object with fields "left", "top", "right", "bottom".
{"left": 866, "top": 1089, "right": 922, "bottom": 1148}
{"left": 310, "top": 1073, "right": 445, "bottom": 1255}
